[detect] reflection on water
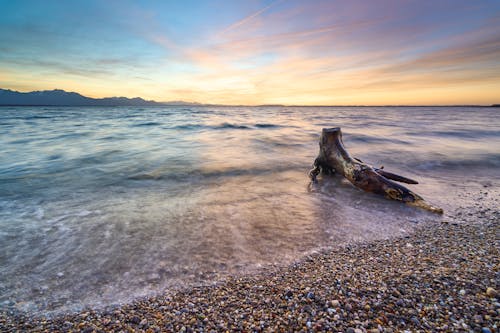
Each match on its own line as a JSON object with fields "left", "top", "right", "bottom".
{"left": 0, "top": 106, "right": 499, "bottom": 315}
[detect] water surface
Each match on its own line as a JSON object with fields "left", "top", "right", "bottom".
{"left": 0, "top": 106, "right": 498, "bottom": 315}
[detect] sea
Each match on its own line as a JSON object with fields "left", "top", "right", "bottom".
{"left": 0, "top": 106, "right": 499, "bottom": 315}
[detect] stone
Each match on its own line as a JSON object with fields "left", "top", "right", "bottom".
{"left": 410, "top": 316, "right": 420, "bottom": 326}
{"left": 486, "top": 287, "right": 497, "bottom": 297}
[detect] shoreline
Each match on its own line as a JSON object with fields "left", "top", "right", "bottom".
{"left": 1, "top": 207, "right": 498, "bottom": 332}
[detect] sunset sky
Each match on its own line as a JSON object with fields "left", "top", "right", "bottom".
{"left": 1, "top": 0, "right": 499, "bottom": 105}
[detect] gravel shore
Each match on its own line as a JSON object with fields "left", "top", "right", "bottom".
{"left": 1, "top": 207, "right": 498, "bottom": 332}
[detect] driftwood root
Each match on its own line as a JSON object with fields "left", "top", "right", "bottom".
{"left": 310, "top": 127, "right": 443, "bottom": 214}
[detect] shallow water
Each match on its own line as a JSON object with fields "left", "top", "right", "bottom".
{"left": 0, "top": 106, "right": 499, "bottom": 315}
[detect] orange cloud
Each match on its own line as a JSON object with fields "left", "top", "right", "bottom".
{"left": 2, "top": 1, "right": 499, "bottom": 105}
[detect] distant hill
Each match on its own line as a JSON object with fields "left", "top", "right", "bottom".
{"left": 0, "top": 88, "right": 199, "bottom": 106}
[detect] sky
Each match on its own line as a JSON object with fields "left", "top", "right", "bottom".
{"left": 1, "top": 0, "right": 499, "bottom": 105}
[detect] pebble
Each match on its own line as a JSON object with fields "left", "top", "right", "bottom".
{"left": 486, "top": 287, "right": 497, "bottom": 297}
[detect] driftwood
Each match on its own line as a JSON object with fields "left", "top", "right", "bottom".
{"left": 309, "top": 128, "right": 443, "bottom": 214}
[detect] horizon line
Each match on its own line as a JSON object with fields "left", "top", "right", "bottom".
{"left": 1, "top": 87, "right": 498, "bottom": 108}
{"left": 1, "top": 103, "right": 498, "bottom": 108}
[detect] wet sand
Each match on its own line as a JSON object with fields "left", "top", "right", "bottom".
{"left": 1, "top": 196, "right": 498, "bottom": 332}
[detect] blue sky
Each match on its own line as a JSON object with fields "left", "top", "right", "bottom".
{"left": 1, "top": 0, "right": 499, "bottom": 104}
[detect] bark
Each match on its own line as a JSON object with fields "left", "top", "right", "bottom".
{"left": 309, "top": 128, "right": 443, "bottom": 214}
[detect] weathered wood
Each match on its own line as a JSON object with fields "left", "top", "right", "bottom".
{"left": 310, "top": 127, "right": 443, "bottom": 214}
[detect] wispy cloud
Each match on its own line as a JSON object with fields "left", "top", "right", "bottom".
{"left": 217, "top": 0, "right": 285, "bottom": 37}
{"left": 1, "top": 0, "right": 500, "bottom": 104}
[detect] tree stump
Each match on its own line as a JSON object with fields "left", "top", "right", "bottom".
{"left": 309, "top": 128, "right": 443, "bottom": 214}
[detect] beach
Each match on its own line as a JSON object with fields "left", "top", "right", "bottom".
{"left": 1, "top": 184, "right": 498, "bottom": 332}
{"left": 1, "top": 106, "right": 499, "bottom": 331}
{"left": 3, "top": 0, "right": 500, "bottom": 330}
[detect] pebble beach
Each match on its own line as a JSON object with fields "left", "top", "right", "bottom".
{"left": 1, "top": 189, "right": 498, "bottom": 333}
{"left": 1, "top": 106, "right": 499, "bottom": 333}
{"left": 2, "top": 0, "right": 500, "bottom": 330}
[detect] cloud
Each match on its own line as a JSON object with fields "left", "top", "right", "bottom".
{"left": 2, "top": 0, "right": 500, "bottom": 104}
{"left": 217, "top": 0, "right": 284, "bottom": 37}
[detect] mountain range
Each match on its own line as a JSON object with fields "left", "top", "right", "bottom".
{"left": 0, "top": 88, "right": 200, "bottom": 106}
{"left": 1, "top": 88, "right": 497, "bottom": 107}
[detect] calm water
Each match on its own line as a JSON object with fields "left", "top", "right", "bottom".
{"left": 1, "top": 106, "right": 499, "bottom": 315}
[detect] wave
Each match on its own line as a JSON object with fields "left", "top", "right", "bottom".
{"left": 252, "top": 137, "right": 306, "bottom": 148}
{"left": 406, "top": 129, "right": 500, "bottom": 139}
{"left": 347, "top": 133, "right": 410, "bottom": 145}
{"left": 170, "top": 122, "right": 283, "bottom": 131}
{"left": 51, "top": 132, "right": 92, "bottom": 140}
{"left": 255, "top": 123, "right": 280, "bottom": 128}
{"left": 412, "top": 154, "right": 500, "bottom": 171}
{"left": 130, "top": 122, "right": 162, "bottom": 127}
{"left": 24, "top": 115, "right": 54, "bottom": 120}
{"left": 128, "top": 164, "right": 304, "bottom": 182}
{"left": 122, "top": 114, "right": 141, "bottom": 118}
{"left": 170, "top": 124, "right": 205, "bottom": 130}
{"left": 7, "top": 138, "right": 34, "bottom": 144}
{"left": 0, "top": 114, "right": 54, "bottom": 120}
{"left": 218, "top": 122, "right": 251, "bottom": 129}
{"left": 97, "top": 135, "right": 127, "bottom": 141}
